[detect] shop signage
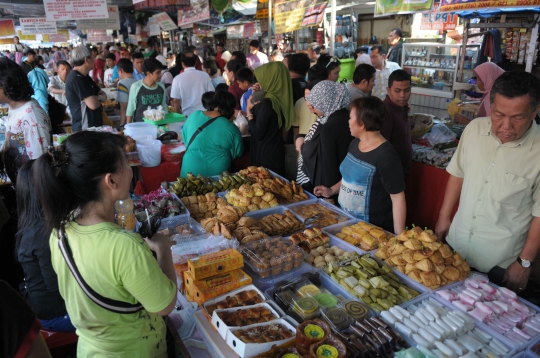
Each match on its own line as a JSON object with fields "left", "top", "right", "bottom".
{"left": 255, "top": 0, "right": 269, "bottom": 18}
{"left": 17, "top": 31, "right": 36, "bottom": 41}
{"left": 273, "top": 0, "right": 329, "bottom": 34}
{"left": 226, "top": 24, "right": 245, "bottom": 39}
{"left": 77, "top": 6, "right": 120, "bottom": 30}
{"left": 420, "top": 5, "right": 458, "bottom": 30}
{"left": 87, "top": 29, "right": 113, "bottom": 43}
{"left": 20, "top": 18, "right": 58, "bottom": 35}
{"left": 439, "top": 0, "right": 540, "bottom": 13}
{"left": 44, "top": 0, "right": 109, "bottom": 21}
{"left": 154, "top": 12, "right": 178, "bottom": 31}
{"left": 193, "top": 24, "right": 214, "bottom": 36}
{"left": 177, "top": 0, "right": 211, "bottom": 28}
{"left": 301, "top": 3, "right": 327, "bottom": 27}
{"left": 375, "top": 0, "right": 434, "bottom": 17}
{"left": 41, "top": 29, "right": 69, "bottom": 43}
{"left": 148, "top": 17, "right": 162, "bottom": 36}
{"left": 135, "top": 0, "right": 190, "bottom": 10}
{"left": 0, "top": 19, "right": 15, "bottom": 37}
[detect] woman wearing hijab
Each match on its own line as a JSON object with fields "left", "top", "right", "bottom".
{"left": 245, "top": 62, "right": 294, "bottom": 176}
{"left": 455, "top": 62, "right": 505, "bottom": 124}
{"left": 296, "top": 80, "right": 354, "bottom": 197}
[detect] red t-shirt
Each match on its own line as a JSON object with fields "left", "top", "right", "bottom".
{"left": 228, "top": 82, "right": 247, "bottom": 110}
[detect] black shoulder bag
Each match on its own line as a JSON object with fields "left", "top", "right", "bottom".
{"left": 185, "top": 115, "right": 221, "bottom": 150}
{"left": 57, "top": 222, "right": 144, "bottom": 314}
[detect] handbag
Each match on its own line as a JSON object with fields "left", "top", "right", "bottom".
{"left": 57, "top": 222, "right": 144, "bottom": 314}
{"left": 300, "top": 125, "right": 323, "bottom": 185}
{"left": 186, "top": 115, "right": 220, "bottom": 150}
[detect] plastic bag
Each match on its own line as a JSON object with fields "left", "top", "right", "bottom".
{"left": 137, "top": 139, "right": 162, "bottom": 167}
{"left": 234, "top": 112, "right": 249, "bottom": 135}
{"left": 161, "top": 140, "right": 185, "bottom": 162}
{"left": 425, "top": 124, "right": 457, "bottom": 146}
{"left": 143, "top": 105, "right": 166, "bottom": 121}
{"left": 171, "top": 235, "right": 240, "bottom": 265}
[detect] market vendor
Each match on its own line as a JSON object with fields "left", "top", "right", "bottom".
{"left": 435, "top": 71, "right": 540, "bottom": 293}
{"left": 455, "top": 62, "right": 505, "bottom": 125}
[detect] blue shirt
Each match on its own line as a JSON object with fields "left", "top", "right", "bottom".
{"left": 240, "top": 88, "right": 253, "bottom": 113}
{"left": 133, "top": 68, "right": 145, "bottom": 81}
{"left": 111, "top": 65, "right": 119, "bottom": 81}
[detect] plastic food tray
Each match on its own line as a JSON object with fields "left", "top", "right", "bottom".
{"left": 143, "top": 113, "right": 186, "bottom": 125}
{"left": 434, "top": 279, "right": 540, "bottom": 351}
{"left": 267, "top": 170, "right": 317, "bottom": 201}
{"left": 158, "top": 216, "right": 207, "bottom": 241}
{"left": 245, "top": 262, "right": 317, "bottom": 292}
{"left": 396, "top": 294, "right": 516, "bottom": 358}
{"left": 516, "top": 352, "right": 540, "bottom": 358}
{"left": 240, "top": 237, "right": 306, "bottom": 279}
{"left": 323, "top": 219, "right": 394, "bottom": 252}
{"left": 284, "top": 199, "right": 355, "bottom": 228}
{"left": 160, "top": 192, "right": 191, "bottom": 223}
{"left": 211, "top": 300, "right": 284, "bottom": 340}
{"left": 528, "top": 334, "right": 540, "bottom": 358}
{"left": 202, "top": 284, "right": 267, "bottom": 321}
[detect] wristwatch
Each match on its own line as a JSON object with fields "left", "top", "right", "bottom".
{"left": 517, "top": 256, "right": 533, "bottom": 268}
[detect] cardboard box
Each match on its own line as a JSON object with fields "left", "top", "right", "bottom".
{"left": 184, "top": 269, "right": 252, "bottom": 306}
{"left": 187, "top": 248, "right": 244, "bottom": 281}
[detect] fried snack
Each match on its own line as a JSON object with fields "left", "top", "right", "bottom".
{"left": 288, "top": 227, "right": 329, "bottom": 249}
{"left": 217, "top": 306, "right": 277, "bottom": 327}
{"left": 231, "top": 323, "right": 294, "bottom": 343}
{"left": 259, "top": 210, "right": 304, "bottom": 236}
{"left": 291, "top": 202, "right": 350, "bottom": 228}
{"left": 205, "top": 289, "right": 264, "bottom": 315}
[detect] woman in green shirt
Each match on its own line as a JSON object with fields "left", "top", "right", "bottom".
{"left": 181, "top": 91, "right": 244, "bottom": 177}
{"left": 33, "top": 131, "right": 177, "bottom": 357}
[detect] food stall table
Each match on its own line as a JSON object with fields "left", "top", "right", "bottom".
{"left": 139, "top": 161, "right": 181, "bottom": 193}
{"left": 405, "top": 161, "right": 458, "bottom": 229}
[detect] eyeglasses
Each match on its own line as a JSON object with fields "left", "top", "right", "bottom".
{"left": 326, "top": 56, "right": 339, "bottom": 68}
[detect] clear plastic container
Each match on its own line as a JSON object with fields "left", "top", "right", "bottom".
{"left": 115, "top": 198, "right": 136, "bottom": 231}
{"left": 286, "top": 199, "right": 354, "bottom": 228}
{"left": 240, "top": 237, "right": 306, "bottom": 278}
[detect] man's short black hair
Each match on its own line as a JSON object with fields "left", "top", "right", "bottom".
{"left": 214, "top": 90, "right": 236, "bottom": 119}
{"left": 288, "top": 53, "right": 310, "bottom": 76}
{"left": 490, "top": 71, "right": 540, "bottom": 111}
{"left": 215, "top": 83, "right": 229, "bottom": 92}
{"left": 91, "top": 47, "right": 98, "bottom": 54}
{"left": 217, "top": 43, "right": 224, "bottom": 48}
{"left": 226, "top": 60, "right": 243, "bottom": 79}
{"left": 350, "top": 96, "right": 387, "bottom": 131}
{"left": 355, "top": 47, "right": 369, "bottom": 55}
{"left": 142, "top": 58, "right": 161, "bottom": 75}
{"left": 131, "top": 52, "right": 144, "bottom": 60}
{"left": 26, "top": 49, "right": 36, "bottom": 56}
{"left": 307, "top": 64, "right": 328, "bottom": 82}
{"left": 249, "top": 40, "right": 260, "bottom": 48}
{"left": 106, "top": 53, "right": 116, "bottom": 61}
{"left": 371, "top": 45, "right": 387, "bottom": 56}
{"left": 181, "top": 52, "right": 197, "bottom": 67}
{"left": 56, "top": 60, "right": 71, "bottom": 70}
{"left": 391, "top": 28, "right": 403, "bottom": 38}
{"left": 201, "top": 91, "right": 215, "bottom": 111}
{"left": 117, "top": 58, "right": 133, "bottom": 74}
{"left": 235, "top": 67, "right": 254, "bottom": 84}
{"left": 231, "top": 51, "right": 246, "bottom": 67}
{"left": 353, "top": 64, "right": 376, "bottom": 85}
{"left": 388, "top": 69, "right": 411, "bottom": 88}
{"left": 186, "top": 45, "right": 197, "bottom": 52}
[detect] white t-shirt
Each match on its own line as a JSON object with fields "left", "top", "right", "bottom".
{"left": 104, "top": 68, "right": 114, "bottom": 87}
{"left": 372, "top": 60, "right": 401, "bottom": 101}
{"left": 170, "top": 68, "right": 214, "bottom": 117}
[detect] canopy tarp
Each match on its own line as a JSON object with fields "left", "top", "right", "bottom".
{"left": 456, "top": 8, "right": 540, "bottom": 19}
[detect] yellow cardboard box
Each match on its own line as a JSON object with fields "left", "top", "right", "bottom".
{"left": 187, "top": 248, "right": 244, "bottom": 281}
{"left": 184, "top": 269, "right": 252, "bottom": 306}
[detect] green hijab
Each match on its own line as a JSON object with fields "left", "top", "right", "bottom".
{"left": 254, "top": 62, "right": 294, "bottom": 131}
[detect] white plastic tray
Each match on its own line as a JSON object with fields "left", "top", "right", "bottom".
{"left": 202, "top": 284, "right": 267, "bottom": 318}
{"left": 397, "top": 294, "right": 516, "bottom": 358}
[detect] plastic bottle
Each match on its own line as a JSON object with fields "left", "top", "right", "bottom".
{"left": 115, "top": 198, "right": 136, "bottom": 231}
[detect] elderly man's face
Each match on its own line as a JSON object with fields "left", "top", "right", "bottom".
{"left": 491, "top": 93, "right": 540, "bottom": 144}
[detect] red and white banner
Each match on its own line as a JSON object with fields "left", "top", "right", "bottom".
{"left": 77, "top": 6, "right": 120, "bottom": 30}
{"left": 87, "top": 29, "right": 113, "bottom": 43}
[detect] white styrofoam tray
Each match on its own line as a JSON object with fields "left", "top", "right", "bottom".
{"left": 193, "top": 309, "right": 238, "bottom": 358}
{"left": 202, "top": 284, "right": 267, "bottom": 318}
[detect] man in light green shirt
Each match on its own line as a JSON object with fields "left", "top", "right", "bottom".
{"left": 435, "top": 71, "right": 540, "bottom": 293}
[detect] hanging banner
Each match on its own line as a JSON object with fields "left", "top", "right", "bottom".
{"left": 273, "top": 0, "right": 328, "bottom": 34}
{"left": 41, "top": 29, "right": 69, "bottom": 43}
{"left": 87, "top": 29, "right": 113, "bottom": 43}
{"left": 178, "top": 0, "right": 211, "bottom": 27}
{"left": 193, "top": 24, "right": 214, "bottom": 36}
{"left": 226, "top": 24, "right": 245, "bottom": 39}
{"left": 20, "top": 18, "right": 58, "bottom": 35}
{"left": 76, "top": 6, "right": 120, "bottom": 30}
{"left": 439, "top": 0, "right": 538, "bottom": 13}
{"left": 44, "top": 0, "right": 109, "bottom": 21}
{"left": 375, "top": 0, "right": 434, "bottom": 17}
{"left": 0, "top": 19, "right": 16, "bottom": 37}
{"left": 17, "top": 31, "right": 36, "bottom": 41}
{"left": 135, "top": 0, "right": 190, "bottom": 11}
{"left": 154, "top": 12, "right": 178, "bottom": 31}
{"left": 420, "top": 4, "right": 458, "bottom": 30}
{"left": 244, "top": 22, "right": 255, "bottom": 38}
{"left": 301, "top": 3, "right": 327, "bottom": 27}
{"left": 148, "top": 17, "right": 162, "bottom": 36}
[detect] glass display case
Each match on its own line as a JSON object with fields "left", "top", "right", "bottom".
{"left": 401, "top": 43, "right": 479, "bottom": 99}
{"left": 402, "top": 43, "right": 460, "bottom": 98}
